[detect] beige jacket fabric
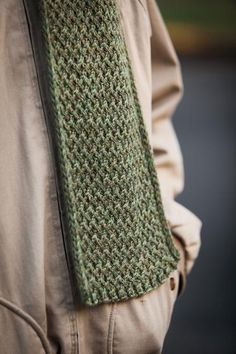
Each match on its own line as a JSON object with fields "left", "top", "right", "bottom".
{"left": 0, "top": 0, "right": 202, "bottom": 353}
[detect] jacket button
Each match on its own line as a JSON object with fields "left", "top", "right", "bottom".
{"left": 170, "top": 277, "right": 176, "bottom": 291}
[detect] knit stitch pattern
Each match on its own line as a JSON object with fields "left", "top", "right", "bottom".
{"left": 40, "top": 0, "right": 180, "bottom": 305}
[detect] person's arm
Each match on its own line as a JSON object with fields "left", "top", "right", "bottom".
{"left": 147, "top": 0, "right": 202, "bottom": 295}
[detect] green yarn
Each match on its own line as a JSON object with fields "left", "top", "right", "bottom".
{"left": 40, "top": 0, "right": 180, "bottom": 305}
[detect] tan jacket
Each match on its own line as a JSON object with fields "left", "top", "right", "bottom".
{"left": 0, "top": 0, "right": 201, "bottom": 352}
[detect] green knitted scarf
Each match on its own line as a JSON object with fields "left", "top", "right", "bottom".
{"left": 40, "top": 0, "right": 180, "bottom": 305}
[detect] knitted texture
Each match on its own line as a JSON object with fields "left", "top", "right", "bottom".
{"left": 40, "top": 0, "right": 180, "bottom": 305}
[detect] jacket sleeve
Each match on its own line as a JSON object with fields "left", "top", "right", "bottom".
{"left": 147, "top": 1, "right": 202, "bottom": 283}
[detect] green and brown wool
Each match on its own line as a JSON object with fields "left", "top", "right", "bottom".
{"left": 40, "top": 0, "right": 180, "bottom": 305}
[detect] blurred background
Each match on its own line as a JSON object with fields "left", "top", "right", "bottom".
{"left": 156, "top": 1, "right": 236, "bottom": 353}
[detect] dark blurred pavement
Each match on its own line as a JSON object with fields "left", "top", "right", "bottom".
{"left": 163, "top": 57, "right": 236, "bottom": 354}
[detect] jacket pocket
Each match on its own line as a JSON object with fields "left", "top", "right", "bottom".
{"left": 0, "top": 296, "right": 52, "bottom": 354}
{"left": 111, "top": 269, "right": 179, "bottom": 354}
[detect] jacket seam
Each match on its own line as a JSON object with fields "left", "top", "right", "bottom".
{"left": 0, "top": 296, "right": 51, "bottom": 354}
{"left": 18, "top": 1, "right": 79, "bottom": 353}
{"left": 107, "top": 303, "right": 117, "bottom": 354}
